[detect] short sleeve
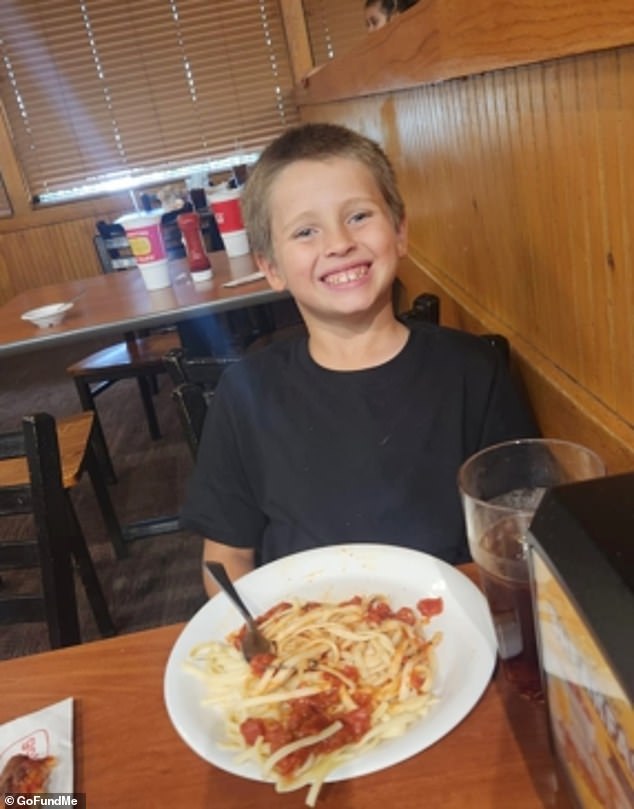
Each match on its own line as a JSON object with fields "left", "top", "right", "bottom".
{"left": 179, "top": 374, "right": 267, "bottom": 549}
{"left": 475, "top": 346, "right": 540, "bottom": 449}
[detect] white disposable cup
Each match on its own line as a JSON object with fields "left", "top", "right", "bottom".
{"left": 116, "top": 211, "right": 167, "bottom": 264}
{"left": 222, "top": 229, "right": 250, "bottom": 257}
{"left": 139, "top": 259, "right": 171, "bottom": 291}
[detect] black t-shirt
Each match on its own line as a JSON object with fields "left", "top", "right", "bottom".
{"left": 181, "top": 324, "right": 538, "bottom": 566}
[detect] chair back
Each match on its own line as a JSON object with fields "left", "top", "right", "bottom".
{"left": 399, "top": 293, "right": 440, "bottom": 326}
{"left": 163, "top": 348, "right": 240, "bottom": 390}
{"left": 480, "top": 334, "right": 510, "bottom": 366}
{"left": 0, "top": 413, "right": 81, "bottom": 647}
{"left": 171, "top": 383, "right": 210, "bottom": 458}
{"left": 399, "top": 292, "right": 510, "bottom": 365}
{"left": 164, "top": 348, "right": 240, "bottom": 457}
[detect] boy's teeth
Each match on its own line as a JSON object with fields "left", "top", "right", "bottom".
{"left": 324, "top": 267, "right": 368, "bottom": 285}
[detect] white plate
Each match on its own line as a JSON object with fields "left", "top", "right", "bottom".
{"left": 164, "top": 544, "right": 497, "bottom": 784}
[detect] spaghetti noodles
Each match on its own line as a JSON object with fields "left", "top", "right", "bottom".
{"left": 186, "top": 594, "right": 443, "bottom": 805}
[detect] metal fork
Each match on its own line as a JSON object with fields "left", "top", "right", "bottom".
{"left": 205, "top": 561, "right": 273, "bottom": 662}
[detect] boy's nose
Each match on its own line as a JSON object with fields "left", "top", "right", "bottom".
{"left": 324, "top": 226, "right": 355, "bottom": 256}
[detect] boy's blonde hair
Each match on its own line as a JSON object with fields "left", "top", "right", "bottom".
{"left": 241, "top": 123, "right": 405, "bottom": 261}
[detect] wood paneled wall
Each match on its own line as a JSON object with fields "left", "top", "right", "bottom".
{"left": 0, "top": 196, "right": 133, "bottom": 302}
{"left": 0, "top": 215, "right": 109, "bottom": 297}
{"left": 300, "top": 45, "right": 634, "bottom": 472}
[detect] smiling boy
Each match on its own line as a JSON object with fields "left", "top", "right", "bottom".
{"left": 181, "top": 123, "right": 538, "bottom": 595}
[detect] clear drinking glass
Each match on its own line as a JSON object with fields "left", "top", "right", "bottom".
{"left": 458, "top": 438, "right": 605, "bottom": 700}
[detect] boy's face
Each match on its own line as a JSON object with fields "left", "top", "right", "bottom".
{"left": 256, "top": 157, "right": 407, "bottom": 328}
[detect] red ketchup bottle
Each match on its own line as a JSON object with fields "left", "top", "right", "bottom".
{"left": 177, "top": 212, "right": 212, "bottom": 281}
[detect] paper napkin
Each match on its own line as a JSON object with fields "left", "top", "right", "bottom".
{"left": 0, "top": 698, "right": 73, "bottom": 792}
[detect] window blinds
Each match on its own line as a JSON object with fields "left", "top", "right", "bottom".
{"left": 0, "top": 0, "right": 299, "bottom": 201}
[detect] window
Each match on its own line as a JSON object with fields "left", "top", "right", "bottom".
{"left": 0, "top": 0, "right": 299, "bottom": 204}
{"left": 302, "top": 0, "right": 367, "bottom": 65}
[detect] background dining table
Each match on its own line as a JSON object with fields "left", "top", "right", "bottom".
{"left": 0, "top": 564, "right": 572, "bottom": 809}
{"left": 0, "top": 251, "right": 285, "bottom": 545}
{"left": 0, "top": 251, "right": 282, "bottom": 357}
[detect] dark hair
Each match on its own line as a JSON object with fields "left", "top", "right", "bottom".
{"left": 242, "top": 123, "right": 405, "bottom": 261}
{"left": 363, "top": 0, "right": 418, "bottom": 15}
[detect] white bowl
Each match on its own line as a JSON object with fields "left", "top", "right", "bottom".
{"left": 21, "top": 302, "right": 74, "bottom": 328}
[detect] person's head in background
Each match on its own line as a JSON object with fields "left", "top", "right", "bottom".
{"left": 364, "top": 0, "right": 420, "bottom": 31}
{"left": 364, "top": 0, "right": 395, "bottom": 31}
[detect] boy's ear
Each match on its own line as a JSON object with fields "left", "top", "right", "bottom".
{"left": 254, "top": 253, "right": 287, "bottom": 291}
{"left": 396, "top": 216, "right": 408, "bottom": 258}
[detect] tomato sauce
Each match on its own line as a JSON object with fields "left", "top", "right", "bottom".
{"left": 239, "top": 691, "right": 374, "bottom": 777}
{"left": 237, "top": 593, "right": 441, "bottom": 779}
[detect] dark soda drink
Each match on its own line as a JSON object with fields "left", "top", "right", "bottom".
{"left": 478, "top": 516, "right": 543, "bottom": 700}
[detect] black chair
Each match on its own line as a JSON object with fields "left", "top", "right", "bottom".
{"left": 399, "top": 292, "right": 510, "bottom": 365}
{"left": 164, "top": 348, "right": 242, "bottom": 458}
{"left": 398, "top": 292, "right": 440, "bottom": 326}
{"left": 170, "top": 383, "right": 210, "bottom": 459}
{"left": 0, "top": 410, "right": 126, "bottom": 559}
{"left": 0, "top": 413, "right": 116, "bottom": 648}
{"left": 164, "top": 347, "right": 240, "bottom": 390}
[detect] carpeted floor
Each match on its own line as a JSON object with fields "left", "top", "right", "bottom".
{"left": 0, "top": 335, "right": 207, "bottom": 660}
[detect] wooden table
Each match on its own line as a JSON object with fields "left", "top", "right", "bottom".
{"left": 0, "top": 251, "right": 283, "bottom": 542}
{"left": 0, "top": 565, "right": 572, "bottom": 809}
{"left": 0, "top": 252, "right": 282, "bottom": 357}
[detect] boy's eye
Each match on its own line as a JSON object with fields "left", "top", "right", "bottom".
{"left": 349, "top": 211, "right": 371, "bottom": 224}
{"left": 292, "top": 226, "right": 315, "bottom": 239}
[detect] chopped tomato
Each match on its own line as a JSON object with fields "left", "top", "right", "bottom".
{"left": 240, "top": 717, "right": 265, "bottom": 745}
{"left": 324, "top": 666, "right": 358, "bottom": 687}
{"left": 257, "top": 601, "right": 292, "bottom": 624}
{"left": 417, "top": 597, "right": 444, "bottom": 617}
{"left": 262, "top": 719, "right": 293, "bottom": 751}
{"left": 249, "top": 652, "right": 275, "bottom": 677}
{"left": 394, "top": 606, "right": 416, "bottom": 625}
{"left": 286, "top": 691, "right": 338, "bottom": 733}
{"left": 275, "top": 747, "right": 311, "bottom": 776}
{"left": 352, "top": 689, "right": 373, "bottom": 708}
{"left": 340, "top": 706, "right": 372, "bottom": 739}
{"left": 410, "top": 670, "right": 425, "bottom": 690}
{"left": 292, "top": 709, "right": 330, "bottom": 737}
{"left": 365, "top": 599, "right": 393, "bottom": 623}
